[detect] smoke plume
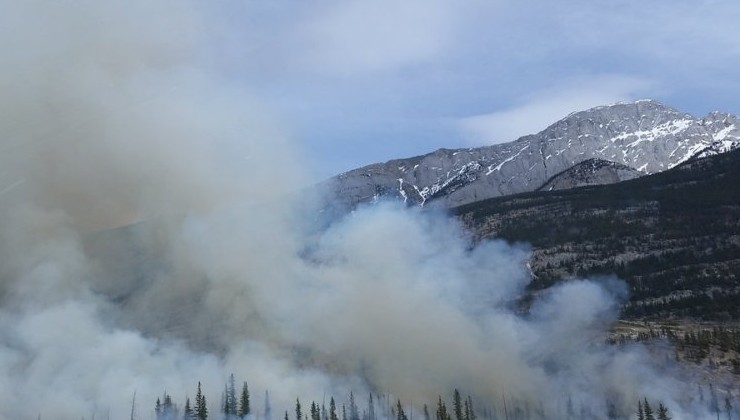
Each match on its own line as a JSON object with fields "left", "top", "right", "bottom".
{"left": 0, "top": 1, "right": 720, "bottom": 419}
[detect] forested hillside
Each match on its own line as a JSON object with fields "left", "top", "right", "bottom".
{"left": 454, "top": 149, "right": 740, "bottom": 320}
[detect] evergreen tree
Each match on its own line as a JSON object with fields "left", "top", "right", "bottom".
{"left": 227, "top": 375, "right": 238, "bottom": 416}
{"left": 184, "top": 397, "right": 194, "bottom": 420}
{"left": 710, "top": 384, "right": 720, "bottom": 420}
{"left": 158, "top": 393, "right": 175, "bottom": 419}
{"left": 296, "top": 398, "right": 303, "bottom": 420}
{"left": 453, "top": 390, "right": 463, "bottom": 420}
{"left": 637, "top": 400, "right": 644, "bottom": 420}
{"left": 330, "top": 397, "right": 339, "bottom": 420}
{"left": 223, "top": 385, "right": 230, "bottom": 416}
{"left": 606, "top": 399, "right": 618, "bottom": 420}
{"left": 312, "top": 402, "right": 321, "bottom": 420}
{"left": 423, "top": 404, "right": 430, "bottom": 420}
{"left": 195, "top": 382, "right": 208, "bottom": 420}
{"left": 643, "top": 399, "right": 655, "bottom": 420}
{"left": 285, "top": 411, "right": 289, "bottom": 420}
{"left": 342, "top": 405, "right": 347, "bottom": 420}
{"left": 725, "top": 395, "right": 733, "bottom": 420}
{"left": 164, "top": 393, "right": 174, "bottom": 414}
{"left": 396, "top": 400, "right": 407, "bottom": 420}
{"left": 368, "top": 394, "right": 376, "bottom": 420}
{"left": 349, "top": 393, "right": 360, "bottom": 420}
{"left": 436, "top": 396, "right": 450, "bottom": 420}
{"left": 200, "top": 394, "right": 208, "bottom": 419}
{"left": 238, "top": 382, "right": 250, "bottom": 419}
{"left": 657, "top": 403, "right": 670, "bottom": 420}
{"left": 464, "top": 396, "right": 475, "bottom": 420}
{"left": 265, "top": 391, "right": 272, "bottom": 420}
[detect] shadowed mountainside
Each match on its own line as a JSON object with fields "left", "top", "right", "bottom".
{"left": 454, "top": 148, "right": 740, "bottom": 320}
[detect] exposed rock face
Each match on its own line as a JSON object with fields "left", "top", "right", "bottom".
{"left": 324, "top": 100, "right": 740, "bottom": 209}
{"left": 537, "top": 158, "right": 642, "bottom": 191}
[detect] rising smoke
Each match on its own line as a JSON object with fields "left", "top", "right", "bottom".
{"left": 0, "top": 1, "right": 717, "bottom": 419}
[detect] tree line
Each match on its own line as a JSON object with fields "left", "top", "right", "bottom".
{"left": 142, "top": 377, "right": 694, "bottom": 420}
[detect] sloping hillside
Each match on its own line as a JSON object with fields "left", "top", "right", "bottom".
{"left": 454, "top": 149, "right": 740, "bottom": 320}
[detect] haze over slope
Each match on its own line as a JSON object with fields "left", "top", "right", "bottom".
{"left": 455, "top": 148, "right": 740, "bottom": 321}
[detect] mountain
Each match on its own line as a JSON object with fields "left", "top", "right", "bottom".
{"left": 324, "top": 100, "right": 740, "bottom": 209}
{"left": 537, "top": 158, "right": 641, "bottom": 191}
{"left": 453, "top": 148, "right": 740, "bottom": 320}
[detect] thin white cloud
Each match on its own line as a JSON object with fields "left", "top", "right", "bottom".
{"left": 457, "top": 75, "right": 654, "bottom": 145}
{"left": 200, "top": 1, "right": 740, "bottom": 173}
{"left": 293, "top": 0, "right": 458, "bottom": 76}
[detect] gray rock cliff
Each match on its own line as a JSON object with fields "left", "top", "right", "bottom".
{"left": 324, "top": 100, "right": 740, "bottom": 209}
{"left": 537, "top": 158, "right": 642, "bottom": 191}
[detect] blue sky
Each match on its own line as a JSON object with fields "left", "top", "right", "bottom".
{"left": 202, "top": 0, "right": 740, "bottom": 178}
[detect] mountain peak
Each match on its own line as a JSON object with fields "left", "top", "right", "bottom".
{"left": 561, "top": 99, "right": 685, "bottom": 124}
{"left": 325, "top": 100, "right": 740, "bottom": 210}
{"left": 564, "top": 99, "right": 674, "bottom": 118}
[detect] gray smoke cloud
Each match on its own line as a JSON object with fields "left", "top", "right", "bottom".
{"left": 0, "top": 1, "right": 718, "bottom": 419}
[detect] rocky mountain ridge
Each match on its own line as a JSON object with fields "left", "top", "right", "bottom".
{"left": 325, "top": 100, "right": 740, "bottom": 209}
{"left": 537, "top": 158, "right": 642, "bottom": 191}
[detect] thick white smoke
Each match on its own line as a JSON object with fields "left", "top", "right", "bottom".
{"left": 0, "top": 1, "right": 717, "bottom": 419}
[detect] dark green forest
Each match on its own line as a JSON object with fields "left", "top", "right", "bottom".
{"left": 454, "top": 149, "right": 740, "bottom": 320}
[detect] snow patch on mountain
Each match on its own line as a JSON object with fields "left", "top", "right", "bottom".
{"left": 325, "top": 100, "right": 740, "bottom": 210}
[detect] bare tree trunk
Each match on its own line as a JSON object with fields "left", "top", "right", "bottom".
{"left": 130, "top": 390, "right": 137, "bottom": 420}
